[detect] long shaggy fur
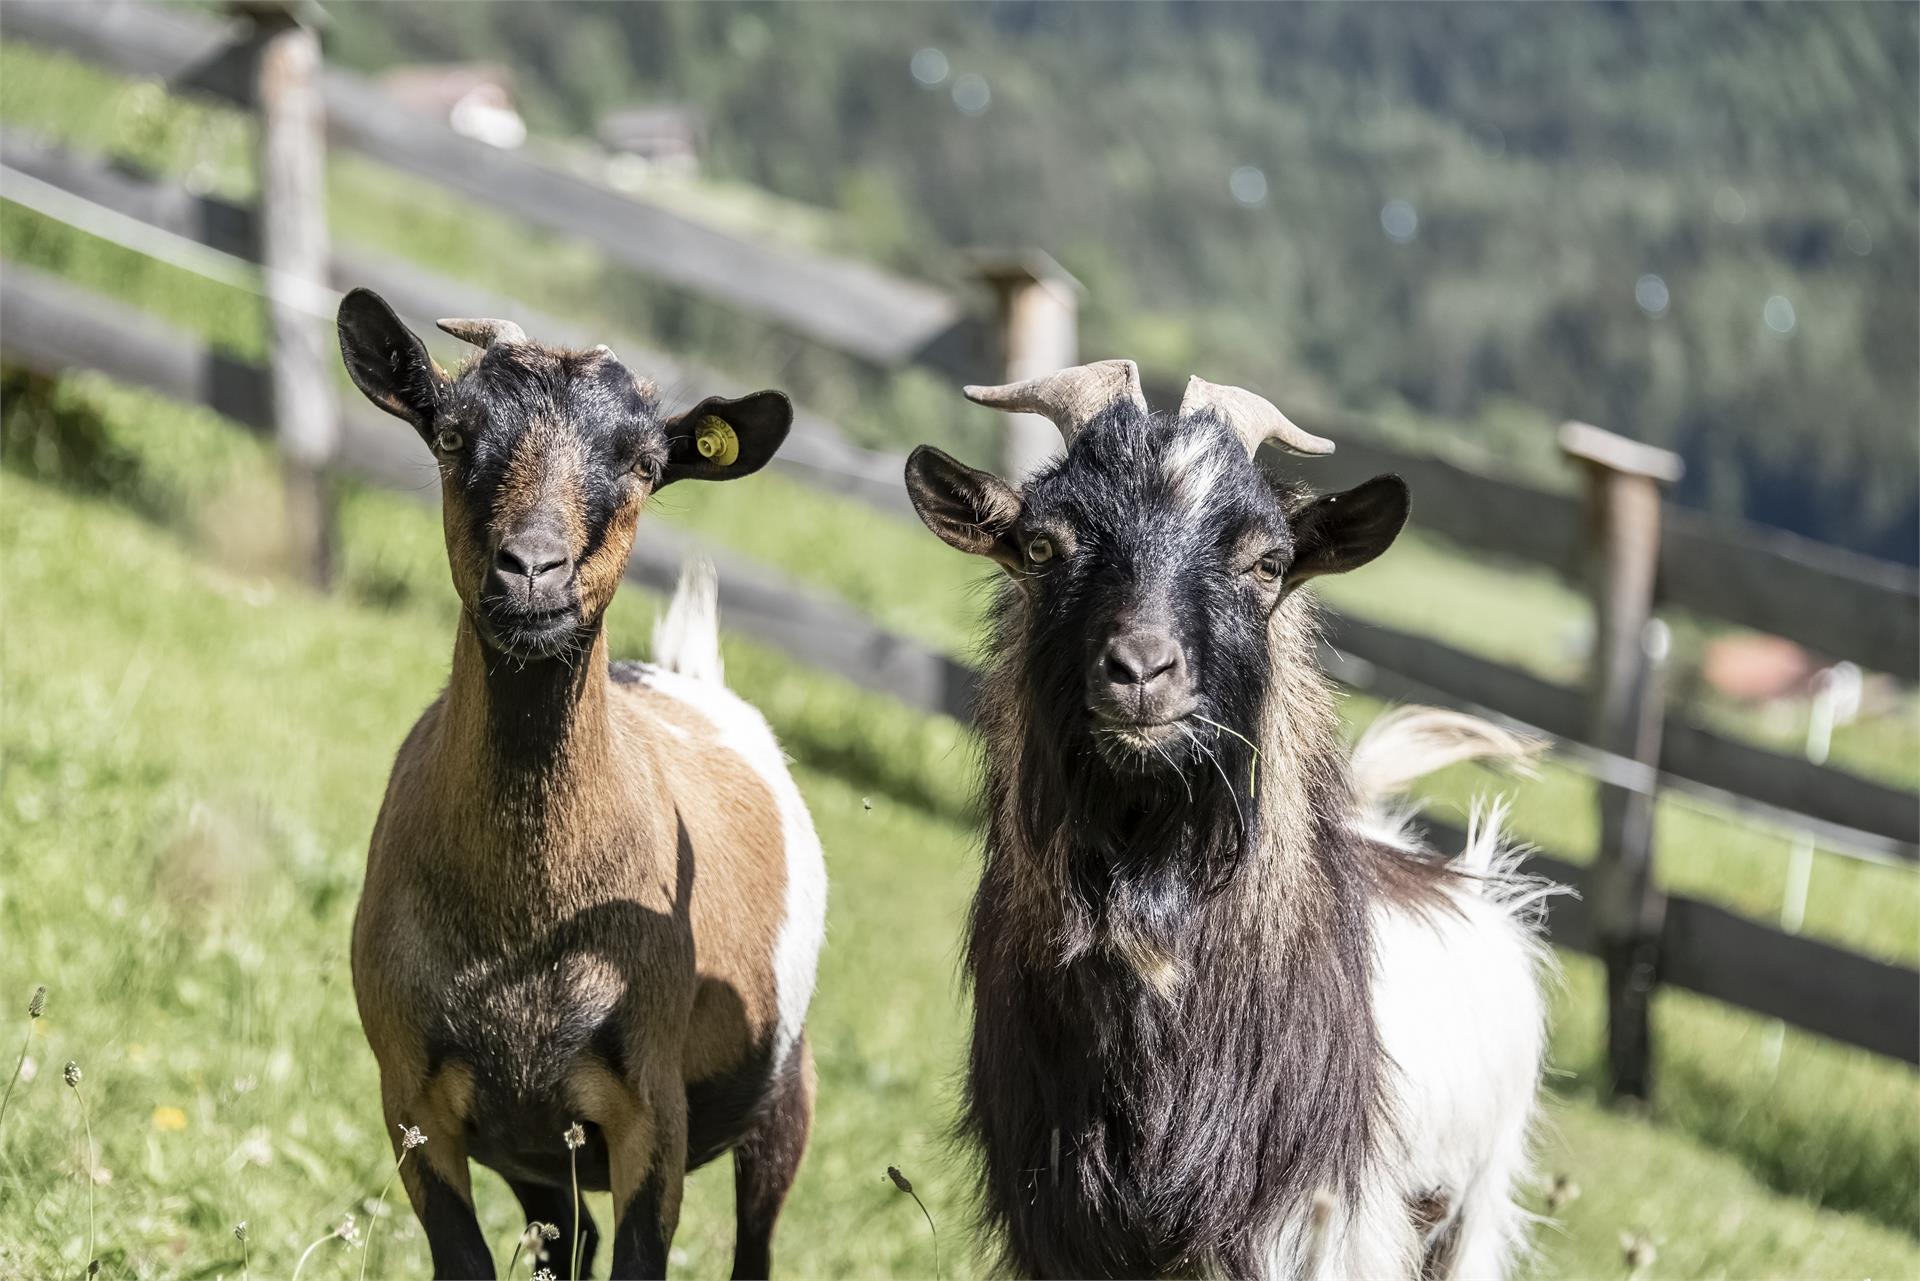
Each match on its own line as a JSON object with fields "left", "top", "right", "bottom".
{"left": 943, "top": 407, "right": 1554, "bottom": 1281}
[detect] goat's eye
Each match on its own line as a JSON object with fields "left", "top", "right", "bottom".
{"left": 1026, "top": 536, "right": 1055, "bottom": 566}
{"left": 1252, "top": 551, "right": 1286, "bottom": 582}
{"left": 434, "top": 428, "right": 465, "bottom": 453}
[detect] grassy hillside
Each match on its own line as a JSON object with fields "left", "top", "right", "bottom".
{"left": 3, "top": 455, "right": 1917, "bottom": 1280}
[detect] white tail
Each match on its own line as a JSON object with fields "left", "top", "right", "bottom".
{"left": 1349, "top": 706, "right": 1555, "bottom": 908}
{"left": 1349, "top": 706, "right": 1540, "bottom": 804}
{"left": 652, "top": 559, "right": 724, "bottom": 683}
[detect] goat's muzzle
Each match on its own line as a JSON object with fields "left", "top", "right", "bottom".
{"left": 478, "top": 524, "right": 584, "bottom": 659}
{"left": 1087, "top": 627, "right": 1197, "bottom": 757}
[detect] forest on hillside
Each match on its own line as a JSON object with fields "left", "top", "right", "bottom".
{"left": 326, "top": 1, "right": 1919, "bottom": 562}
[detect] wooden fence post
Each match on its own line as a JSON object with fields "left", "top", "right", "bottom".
{"left": 1560, "top": 421, "right": 1684, "bottom": 1103}
{"left": 973, "top": 250, "right": 1082, "bottom": 480}
{"left": 247, "top": 0, "right": 337, "bottom": 587}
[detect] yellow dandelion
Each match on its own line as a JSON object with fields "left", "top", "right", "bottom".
{"left": 151, "top": 1105, "right": 189, "bottom": 1132}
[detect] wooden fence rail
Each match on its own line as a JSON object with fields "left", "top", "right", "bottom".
{"left": 0, "top": 127, "right": 915, "bottom": 518}
{"left": 1257, "top": 415, "right": 1920, "bottom": 682}
{"left": 7, "top": 124, "right": 1912, "bottom": 870}
{"left": 3, "top": 237, "right": 1906, "bottom": 864}
{"left": 3, "top": 263, "right": 1915, "bottom": 1073}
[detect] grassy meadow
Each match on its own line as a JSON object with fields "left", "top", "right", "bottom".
{"left": 2, "top": 35, "right": 1918, "bottom": 1281}
{"left": 2, "top": 376, "right": 1917, "bottom": 1281}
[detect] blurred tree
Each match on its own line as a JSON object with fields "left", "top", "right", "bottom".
{"left": 321, "top": 1, "right": 1919, "bottom": 561}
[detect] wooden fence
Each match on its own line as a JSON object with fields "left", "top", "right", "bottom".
{"left": 4, "top": 0, "right": 1916, "bottom": 1090}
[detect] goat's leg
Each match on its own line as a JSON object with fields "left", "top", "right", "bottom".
{"left": 607, "top": 1073, "right": 690, "bottom": 1280}
{"left": 385, "top": 1089, "right": 492, "bottom": 1281}
{"left": 511, "top": 1177, "right": 601, "bottom": 1281}
{"left": 1433, "top": 1176, "right": 1529, "bottom": 1281}
{"left": 730, "top": 1035, "right": 816, "bottom": 1280}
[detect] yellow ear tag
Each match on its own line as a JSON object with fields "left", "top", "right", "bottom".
{"left": 694, "top": 416, "right": 740, "bottom": 466}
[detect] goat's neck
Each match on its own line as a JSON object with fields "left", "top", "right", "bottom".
{"left": 450, "top": 617, "right": 607, "bottom": 768}
{"left": 432, "top": 614, "right": 650, "bottom": 859}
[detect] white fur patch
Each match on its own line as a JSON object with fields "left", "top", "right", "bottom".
{"left": 629, "top": 663, "right": 827, "bottom": 1074}
{"left": 1368, "top": 867, "right": 1551, "bottom": 1280}
{"left": 1160, "top": 426, "right": 1231, "bottom": 508}
{"left": 1255, "top": 848, "right": 1551, "bottom": 1281}
{"left": 1255, "top": 707, "right": 1556, "bottom": 1280}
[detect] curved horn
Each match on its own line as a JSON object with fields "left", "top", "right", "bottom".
{"left": 1179, "top": 376, "right": 1335, "bottom": 457}
{"left": 435, "top": 316, "right": 528, "bottom": 349}
{"left": 963, "top": 359, "right": 1147, "bottom": 445}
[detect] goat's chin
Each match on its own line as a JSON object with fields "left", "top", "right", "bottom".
{"left": 1090, "top": 718, "right": 1197, "bottom": 774}
{"left": 477, "top": 605, "right": 591, "bottom": 663}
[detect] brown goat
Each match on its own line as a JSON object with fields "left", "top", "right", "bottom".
{"left": 337, "top": 289, "right": 827, "bottom": 1280}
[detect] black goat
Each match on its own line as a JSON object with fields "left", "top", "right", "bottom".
{"left": 905, "top": 362, "right": 1553, "bottom": 1279}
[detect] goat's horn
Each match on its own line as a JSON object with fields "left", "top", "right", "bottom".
{"left": 963, "top": 359, "right": 1147, "bottom": 445}
{"left": 1179, "top": 376, "right": 1335, "bottom": 457}
{"left": 435, "top": 317, "right": 528, "bottom": 348}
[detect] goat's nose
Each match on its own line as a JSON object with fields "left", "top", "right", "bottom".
{"left": 1102, "top": 630, "right": 1184, "bottom": 691}
{"left": 493, "top": 529, "right": 572, "bottom": 588}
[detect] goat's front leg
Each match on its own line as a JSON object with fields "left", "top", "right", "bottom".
{"left": 385, "top": 1080, "right": 492, "bottom": 1280}
{"left": 511, "top": 1177, "right": 600, "bottom": 1280}
{"left": 602, "top": 1069, "right": 690, "bottom": 1280}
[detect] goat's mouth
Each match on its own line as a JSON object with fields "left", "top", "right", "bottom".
{"left": 1089, "top": 708, "right": 1199, "bottom": 765}
{"left": 477, "top": 600, "right": 587, "bottom": 660}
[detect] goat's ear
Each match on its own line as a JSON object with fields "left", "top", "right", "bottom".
{"left": 337, "top": 288, "right": 447, "bottom": 439}
{"left": 904, "top": 445, "right": 1023, "bottom": 569}
{"left": 660, "top": 391, "right": 792, "bottom": 487}
{"left": 1285, "top": 474, "right": 1409, "bottom": 590}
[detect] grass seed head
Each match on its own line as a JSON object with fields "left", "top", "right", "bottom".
{"left": 63, "top": 1060, "right": 82, "bottom": 1088}
{"left": 887, "top": 1165, "right": 913, "bottom": 1194}
{"left": 335, "top": 1214, "right": 359, "bottom": 1245}
{"left": 563, "top": 1122, "right": 585, "bottom": 1150}
{"left": 1620, "top": 1231, "right": 1656, "bottom": 1272}
{"left": 28, "top": 985, "right": 46, "bottom": 1019}
{"left": 533, "top": 1270, "right": 556, "bottom": 1281}
{"left": 397, "top": 1123, "right": 427, "bottom": 1151}
{"left": 234, "top": 1222, "right": 248, "bottom": 1243}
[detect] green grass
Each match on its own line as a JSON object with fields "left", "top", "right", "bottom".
{"left": 0, "top": 462, "right": 1913, "bottom": 1281}
{"left": 2, "top": 390, "right": 1918, "bottom": 1277}
{"left": 0, "top": 473, "right": 975, "bottom": 1280}
{"left": 9, "top": 369, "right": 1920, "bottom": 1235}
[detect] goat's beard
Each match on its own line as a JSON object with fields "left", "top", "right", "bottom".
{"left": 997, "top": 615, "right": 1267, "bottom": 898}
{"left": 1023, "top": 706, "right": 1260, "bottom": 900}
{"left": 1090, "top": 718, "right": 1201, "bottom": 774}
